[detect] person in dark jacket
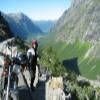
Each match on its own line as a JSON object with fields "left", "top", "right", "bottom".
{"left": 27, "top": 40, "right": 38, "bottom": 91}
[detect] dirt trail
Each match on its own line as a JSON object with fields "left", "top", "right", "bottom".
{"left": 0, "top": 67, "right": 46, "bottom": 100}
{"left": 18, "top": 71, "right": 46, "bottom": 100}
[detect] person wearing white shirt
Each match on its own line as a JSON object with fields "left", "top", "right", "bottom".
{"left": 27, "top": 40, "right": 38, "bottom": 91}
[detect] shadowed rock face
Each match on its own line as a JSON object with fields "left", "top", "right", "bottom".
{"left": 0, "top": 12, "right": 13, "bottom": 41}
{"left": 63, "top": 57, "right": 80, "bottom": 75}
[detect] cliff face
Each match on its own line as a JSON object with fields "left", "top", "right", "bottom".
{"left": 53, "top": 0, "right": 100, "bottom": 42}
{"left": 0, "top": 12, "right": 13, "bottom": 41}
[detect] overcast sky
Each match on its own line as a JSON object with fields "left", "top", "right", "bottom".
{"left": 0, "top": 0, "right": 72, "bottom": 20}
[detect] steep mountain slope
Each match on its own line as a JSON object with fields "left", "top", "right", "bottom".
{"left": 52, "top": 0, "right": 100, "bottom": 59}
{"left": 41, "top": 0, "right": 100, "bottom": 79}
{"left": 3, "top": 13, "right": 43, "bottom": 40}
{"left": 34, "top": 20, "right": 56, "bottom": 33}
{"left": 0, "top": 12, "right": 13, "bottom": 41}
{"left": 53, "top": 0, "right": 100, "bottom": 42}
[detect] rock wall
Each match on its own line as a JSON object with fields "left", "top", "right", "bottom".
{"left": 46, "top": 77, "right": 65, "bottom": 100}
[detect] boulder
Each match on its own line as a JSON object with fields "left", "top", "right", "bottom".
{"left": 46, "top": 77, "right": 65, "bottom": 100}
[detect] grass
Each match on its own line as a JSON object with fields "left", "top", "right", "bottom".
{"left": 39, "top": 38, "right": 100, "bottom": 80}
{"left": 55, "top": 42, "right": 100, "bottom": 80}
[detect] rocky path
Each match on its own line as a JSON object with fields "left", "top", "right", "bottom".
{"left": 32, "top": 81, "right": 46, "bottom": 100}
{"left": 18, "top": 71, "right": 46, "bottom": 100}
{"left": 17, "top": 72, "right": 33, "bottom": 100}
{"left": 0, "top": 67, "right": 46, "bottom": 100}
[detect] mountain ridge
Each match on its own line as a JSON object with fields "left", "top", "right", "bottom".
{"left": 34, "top": 20, "right": 56, "bottom": 33}
{"left": 2, "top": 12, "right": 43, "bottom": 40}
{"left": 0, "top": 12, "right": 13, "bottom": 41}
{"left": 53, "top": 0, "right": 100, "bottom": 43}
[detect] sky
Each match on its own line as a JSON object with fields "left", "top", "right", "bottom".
{"left": 0, "top": 0, "right": 72, "bottom": 20}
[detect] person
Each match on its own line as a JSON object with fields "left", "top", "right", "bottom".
{"left": 0, "top": 54, "right": 11, "bottom": 97}
{"left": 27, "top": 40, "right": 38, "bottom": 91}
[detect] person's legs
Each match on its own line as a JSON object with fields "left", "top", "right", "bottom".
{"left": 4, "top": 77, "right": 8, "bottom": 90}
{"left": 30, "top": 75, "right": 35, "bottom": 90}
{"left": 30, "top": 68, "right": 36, "bottom": 91}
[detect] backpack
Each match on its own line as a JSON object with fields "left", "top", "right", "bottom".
{"left": 27, "top": 50, "right": 37, "bottom": 70}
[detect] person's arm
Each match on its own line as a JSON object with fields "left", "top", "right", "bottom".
{"left": 36, "top": 50, "right": 40, "bottom": 61}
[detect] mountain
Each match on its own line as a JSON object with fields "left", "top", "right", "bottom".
{"left": 0, "top": 12, "right": 13, "bottom": 41}
{"left": 53, "top": 0, "right": 100, "bottom": 42}
{"left": 34, "top": 20, "right": 56, "bottom": 33}
{"left": 53, "top": 0, "right": 100, "bottom": 58}
{"left": 3, "top": 13, "right": 43, "bottom": 40}
{"left": 41, "top": 0, "right": 100, "bottom": 80}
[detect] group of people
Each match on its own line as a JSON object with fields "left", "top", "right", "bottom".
{"left": 1, "top": 39, "right": 39, "bottom": 92}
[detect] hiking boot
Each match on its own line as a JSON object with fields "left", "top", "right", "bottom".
{"left": 30, "top": 86, "right": 35, "bottom": 92}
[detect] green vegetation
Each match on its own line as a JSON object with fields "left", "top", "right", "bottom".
{"left": 53, "top": 41, "right": 100, "bottom": 79}
{"left": 40, "top": 38, "right": 100, "bottom": 79}
{"left": 39, "top": 33, "right": 100, "bottom": 99}
{"left": 66, "top": 82, "right": 97, "bottom": 100}
{"left": 39, "top": 44, "right": 100, "bottom": 98}
{"left": 64, "top": 73, "right": 100, "bottom": 100}
{"left": 40, "top": 46, "right": 66, "bottom": 76}
{"left": 16, "top": 38, "right": 28, "bottom": 52}
{"left": 38, "top": 0, "right": 100, "bottom": 98}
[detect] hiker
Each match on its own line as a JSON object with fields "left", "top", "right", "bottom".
{"left": 18, "top": 52, "right": 28, "bottom": 72}
{"left": 1, "top": 55, "right": 11, "bottom": 91}
{"left": 27, "top": 40, "right": 38, "bottom": 91}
